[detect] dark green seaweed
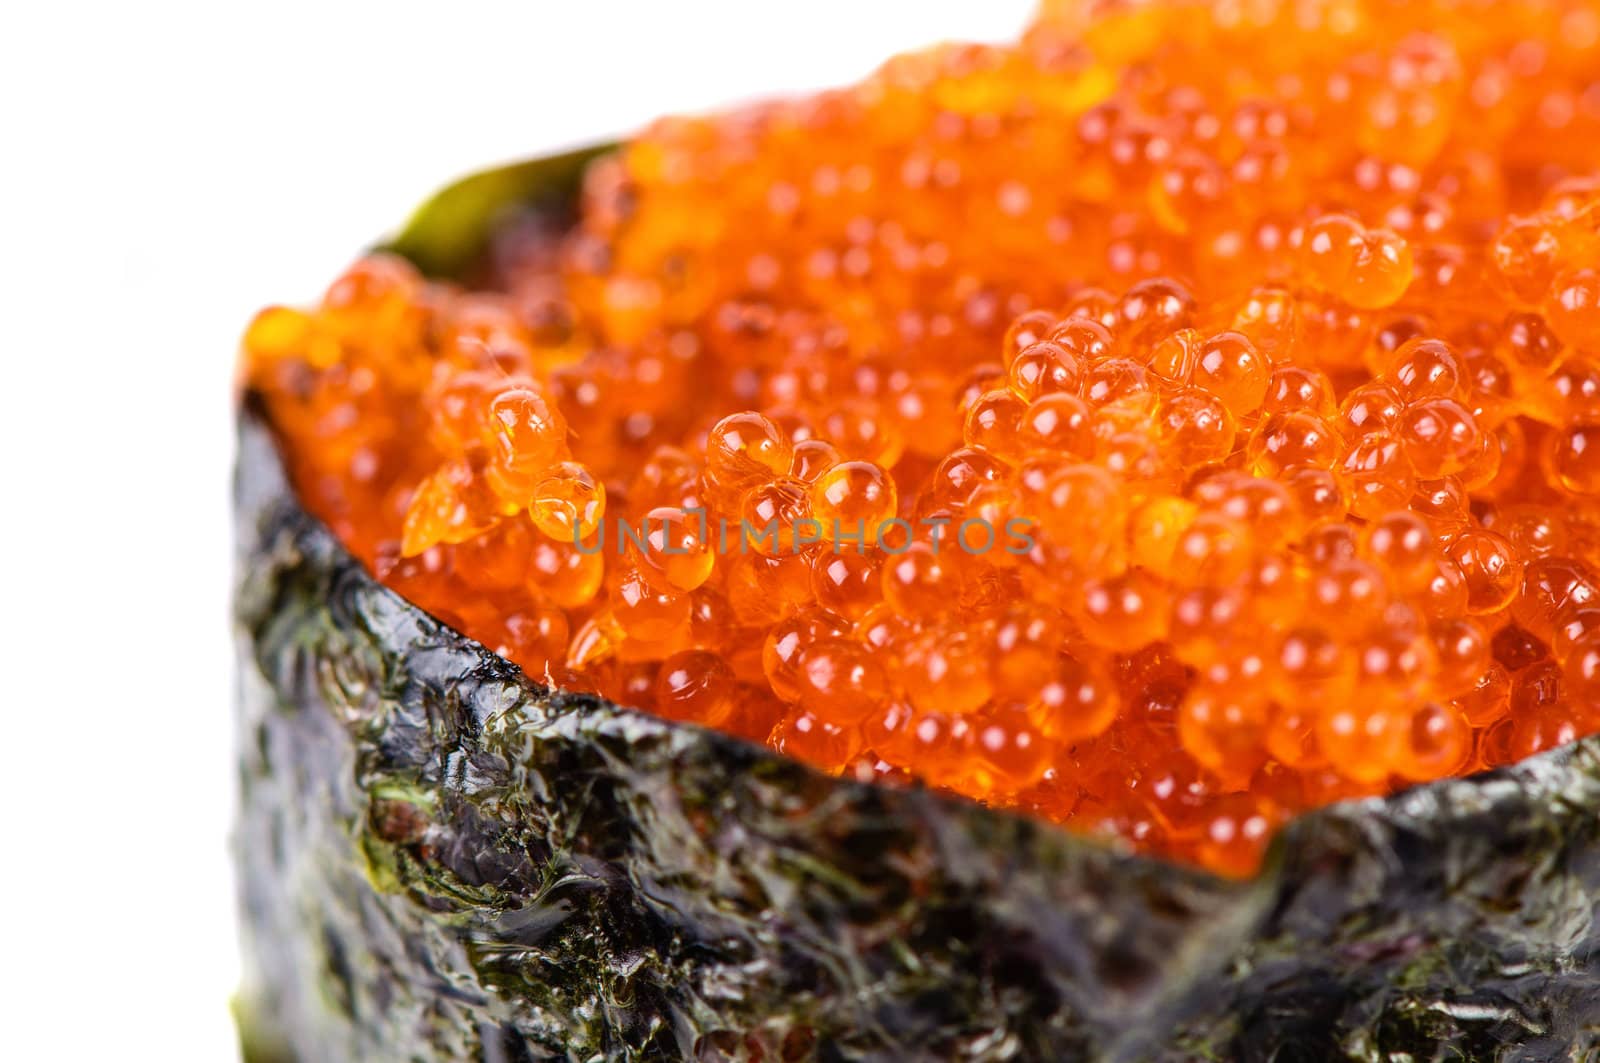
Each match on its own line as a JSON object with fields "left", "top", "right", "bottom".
{"left": 380, "top": 143, "right": 613, "bottom": 282}
{"left": 235, "top": 153, "right": 1600, "bottom": 1063}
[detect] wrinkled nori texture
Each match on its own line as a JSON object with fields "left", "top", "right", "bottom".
{"left": 236, "top": 153, "right": 1600, "bottom": 1063}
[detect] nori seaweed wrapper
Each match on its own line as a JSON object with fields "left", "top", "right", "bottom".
{"left": 235, "top": 152, "right": 1600, "bottom": 1063}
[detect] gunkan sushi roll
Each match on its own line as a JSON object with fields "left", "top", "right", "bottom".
{"left": 236, "top": 2, "right": 1600, "bottom": 1058}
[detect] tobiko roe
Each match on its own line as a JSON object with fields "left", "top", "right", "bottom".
{"left": 244, "top": 0, "right": 1600, "bottom": 876}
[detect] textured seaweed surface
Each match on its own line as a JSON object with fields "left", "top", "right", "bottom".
{"left": 237, "top": 400, "right": 1600, "bottom": 1062}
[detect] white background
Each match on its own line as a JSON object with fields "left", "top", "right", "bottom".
{"left": 0, "top": 2, "right": 1031, "bottom": 1058}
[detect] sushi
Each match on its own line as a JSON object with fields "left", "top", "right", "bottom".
{"left": 237, "top": 379, "right": 1600, "bottom": 1058}
{"left": 237, "top": 1, "right": 1600, "bottom": 1058}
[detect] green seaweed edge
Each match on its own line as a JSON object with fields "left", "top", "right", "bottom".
{"left": 378, "top": 144, "right": 614, "bottom": 281}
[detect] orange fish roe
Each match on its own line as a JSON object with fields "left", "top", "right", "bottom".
{"left": 245, "top": 0, "right": 1600, "bottom": 877}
